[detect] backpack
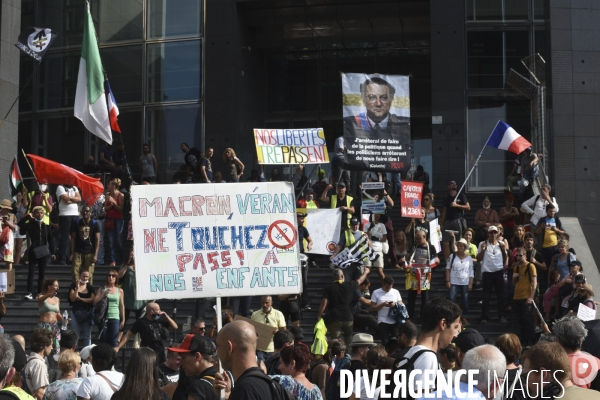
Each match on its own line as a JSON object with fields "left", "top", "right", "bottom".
{"left": 325, "top": 354, "right": 352, "bottom": 400}
{"left": 93, "top": 289, "right": 108, "bottom": 326}
{"left": 243, "top": 370, "right": 298, "bottom": 400}
{"left": 388, "top": 348, "right": 437, "bottom": 400}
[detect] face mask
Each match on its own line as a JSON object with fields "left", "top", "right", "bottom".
{"left": 334, "top": 280, "right": 344, "bottom": 284}
{"left": 483, "top": 204, "right": 490, "bottom": 209}
{"left": 80, "top": 278, "right": 88, "bottom": 284}
{"left": 263, "top": 307, "right": 272, "bottom": 313}
{"left": 153, "top": 314, "right": 161, "bottom": 321}
{"left": 35, "top": 218, "right": 43, "bottom": 223}
{"left": 39, "top": 184, "right": 47, "bottom": 192}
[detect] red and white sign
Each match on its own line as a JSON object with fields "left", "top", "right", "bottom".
{"left": 400, "top": 182, "right": 424, "bottom": 218}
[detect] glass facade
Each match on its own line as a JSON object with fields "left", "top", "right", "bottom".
{"left": 466, "top": 0, "right": 546, "bottom": 191}
{"left": 18, "top": 0, "right": 203, "bottom": 183}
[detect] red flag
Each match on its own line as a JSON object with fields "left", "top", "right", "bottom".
{"left": 27, "top": 154, "right": 105, "bottom": 206}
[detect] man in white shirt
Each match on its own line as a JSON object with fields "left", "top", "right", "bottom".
{"left": 55, "top": 184, "right": 81, "bottom": 265}
{"left": 476, "top": 225, "right": 508, "bottom": 326}
{"left": 394, "top": 298, "right": 462, "bottom": 397}
{"left": 25, "top": 328, "right": 54, "bottom": 400}
{"left": 370, "top": 276, "right": 402, "bottom": 344}
{"left": 76, "top": 343, "right": 124, "bottom": 400}
{"left": 520, "top": 184, "right": 559, "bottom": 230}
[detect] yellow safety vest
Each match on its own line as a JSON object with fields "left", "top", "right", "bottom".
{"left": 0, "top": 386, "right": 35, "bottom": 400}
{"left": 306, "top": 200, "right": 318, "bottom": 209}
{"left": 27, "top": 192, "right": 50, "bottom": 225}
{"left": 331, "top": 194, "right": 354, "bottom": 228}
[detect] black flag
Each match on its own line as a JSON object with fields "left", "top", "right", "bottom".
{"left": 15, "top": 27, "right": 57, "bottom": 62}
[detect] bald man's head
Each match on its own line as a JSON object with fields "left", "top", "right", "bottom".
{"left": 217, "top": 321, "right": 257, "bottom": 371}
{"left": 11, "top": 335, "right": 25, "bottom": 351}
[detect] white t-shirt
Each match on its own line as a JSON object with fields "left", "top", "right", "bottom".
{"left": 335, "top": 136, "right": 345, "bottom": 154}
{"left": 25, "top": 353, "right": 49, "bottom": 392}
{"left": 396, "top": 345, "right": 439, "bottom": 394}
{"left": 76, "top": 370, "right": 124, "bottom": 400}
{"left": 446, "top": 254, "right": 474, "bottom": 286}
{"left": 56, "top": 185, "right": 80, "bottom": 216}
{"left": 364, "top": 222, "right": 387, "bottom": 252}
{"left": 477, "top": 241, "right": 505, "bottom": 273}
{"left": 371, "top": 288, "right": 402, "bottom": 324}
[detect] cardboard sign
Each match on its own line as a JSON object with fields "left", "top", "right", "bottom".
{"left": 131, "top": 183, "right": 301, "bottom": 300}
{"left": 0, "top": 268, "right": 15, "bottom": 294}
{"left": 577, "top": 302, "right": 597, "bottom": 322}
{"left": 254, "top": 128, "right": 329, "bottom": 164}
{"left": 400, "top": 182, "right": 424, "bottom": 218}
{"left": 303, "top": 209, "right": 342, "bottom": 255}
{"left": 429, "top": 219, "right": 442, "bottom": 253}
{"left": 234, "top": 315, "right": 274, "bottom": 351}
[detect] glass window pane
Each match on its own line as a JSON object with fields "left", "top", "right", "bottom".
{"left": 39, "top": 0, "right": 92, "bottom": 49}
{"left": 99, "top": 0, "right": 143, "bottom": 42}
{"left": 102, "top": 45, "right": 143, "bottom": 103}
{"left": 321, "top": 50, "right": 376, "bottom": 111}
{"left": 19, "top": 56, "right": 35, "bottom": 113}
{"left": 534, "top": 0, "right": 545, "bottom": 20}
{"left": 504, "top": 0, "right": 529, "bottom": 21}
{"left": 267, "top": 54, "right": 318, "bottom": 113}
{"left": 467, "top": 31, "right": 503, "bottom": 89}
{"left": 146, "top": 105, "right": 202, "bottom": 183}
{"left": 146, "top": 41, "right": 201, "bottom": 103}
{"left": 37, "top": 114, "right": 86, "bottom": 169}
{"left": 38, "top": 51, "right": 80, "bottom": 110}
{"left": 469, "top": 0, "right": 503, "bottom": 21}
{"left": 147, "top": 0, "right": 202, "bottom": 39}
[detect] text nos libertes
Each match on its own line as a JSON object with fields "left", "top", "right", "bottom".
{"left": 255, "top": 129, "right": 327, "bottom": 164}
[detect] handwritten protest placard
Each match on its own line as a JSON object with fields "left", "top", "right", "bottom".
{"left": 131, "top": 183, "right": 301, "bottom": 300}
{"left": 254, "top": 128, "right": 330, "bottom": 164}
{"left": 303, "top": 208, "right": 342, "bottom": 255}
{"left": 0, "top": 269, "right": 15, "bottom": 294}
{"left": 400, "top": 182, "right": 424, "bottom": 218}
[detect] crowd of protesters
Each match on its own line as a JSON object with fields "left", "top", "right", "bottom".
{"left": 0, "top": 141, "right": 599, "bottom": 400}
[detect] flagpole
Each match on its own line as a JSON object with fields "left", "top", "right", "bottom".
{"left": 0, "top": 72, "right": 34, "bottom": 131}
{"left": 454, "top": 121, "right": 500, "bottom": 201}
{"left": 21, "top": 149, "right": 39, "bottom": 184}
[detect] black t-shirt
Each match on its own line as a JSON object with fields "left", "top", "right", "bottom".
{"left": 525, "top": 249, "right": 545, "bottom": 268}
{"left": 350, "top": 281, "right": 363, "bottom": 314}
{"left": 230, "top": 367, "right": 274, "bottom": 400}
{"left": 200, "top": 158, "right": 213, "bottom": 181}
{"left": 130, "top": 316, "right": 169, "bottom": 357}
{"left": 70, "top": 219, "right": 100, "bottom": 254}
{"left": 187, "top": 366, "right": 219, "bottom": 400}
{"left": 159, "top": 363, "right": 180, "bottom": 384}
{"left": 298, "top": 226, "right": 310, "bottom": 253}
{"left": 265, "top": 353, "right": 282, "bottom": 375}
{"left": 323, "top": 281, "right": 353, "bottom": 322}
{"left": 347, "top": 359, "right": 367, "bottom": 375}
{"left": 68, "top": 282, "right": 96, "bottom": 311}
{"left": 443, "top": 192, "right": 469, "bottom": 221}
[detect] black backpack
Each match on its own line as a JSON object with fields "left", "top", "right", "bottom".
{"left": 93, "top": 288, "right": 108, "bottom": 326}
{"left": 243, "top": 370, "right": 298, "bottom": 400}
{"left": 386, "top": 348, "right": 437, "bottom": 400}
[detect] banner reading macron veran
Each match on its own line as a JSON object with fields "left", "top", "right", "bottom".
{"left": 131, "top": 183, "right": 302, "bottom": 300}
{"left": 254, "top": 128, "right": 329, "bottom": 164}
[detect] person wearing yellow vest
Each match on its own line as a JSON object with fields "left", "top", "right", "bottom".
{"left": 320, "top": 182, "right": 355, "bottom": 231}
{"left": 296, "top": 188, "right": 320, "bottom": 210}
{"left": 22, "top": 184, "right": 53, "bottom": 225}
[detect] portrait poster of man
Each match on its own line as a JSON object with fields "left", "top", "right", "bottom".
{"left": 341, "top": 73, "right": 411, "bottom": 173}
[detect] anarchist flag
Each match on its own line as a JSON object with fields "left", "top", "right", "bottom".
{"left": 15, "top": 27, "right": 58, "bottom": 62}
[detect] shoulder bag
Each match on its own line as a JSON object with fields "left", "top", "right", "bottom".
{"left": 32, "top": 224, "right": 51, "bottom": 259}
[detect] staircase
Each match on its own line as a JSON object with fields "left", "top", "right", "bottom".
{"left": 0, "top": 190, "right": 524, "bottom": 370}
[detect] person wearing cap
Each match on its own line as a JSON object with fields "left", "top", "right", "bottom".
{"left": 296, "top": 188, "right": 320, "bottom": 210}
{"left": 452, "top": 328, "right": 485, "bottom": 372}
{"left": 311, "top": 168, "right": 329, "bottom": 199}
{"left": 520, "top": 184, "right": 559, "bottom": 230}
{"left": 18, "top": 207, "right": 56, "bottom": 300}
{"left": 114, "top": 302, "right": 178, "bottom": 364}
{"left": 534, "top": 203, "right": 564, "bottom": 267}
{"left": 512, "top": 247, "right": 537, "bottom": 346}
{"left": 440, "top": 180, "right": 470, "bottom": 262}
{"left": 0, "top": 199, "right": 16, "bottom": 272}
{"left": 565, "top": 280, "right": 595, "bottom": 316}
{"left": 347, "top": 333, "right": 375, "bottom": 374}
{"left": 445, "top": 238, "right": 474, "bottom": 322}
{"left": 476, "top": 225, "right": 508, "bottom": 325}
{"left": 168, "top": 334, "right": 218, "bottom": 400}
{"left": 320, "top": 181, "right": 356, "bottom": 231}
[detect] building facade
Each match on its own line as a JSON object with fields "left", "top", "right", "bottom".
{"left": 6, "top": 0, "right": 600, "bottom": 263}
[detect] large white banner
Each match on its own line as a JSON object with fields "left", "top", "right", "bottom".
{"left": 131, "top": 183, "right": 301, "bottom": 300}
{"left": 303, "top": 209, "right": 342, "bottom": 255}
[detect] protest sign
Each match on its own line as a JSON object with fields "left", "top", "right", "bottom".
{"left": 131, "top": 182, "right": 301, "bottom": 300}
{"left": 234, "top": 315, "right": 274, "bottom": 350}
{"left": 254, "top": 128, "right": 329, "bottom": 164}
{"left": 400, "top": 182, "right": 424, "bottom": 218}
{"left": 304, "top": 209, "right": 342, "bottom": 255}
{"left": 429, "top": 219, "right": 442, "bottom": 253}
{"left": 0, "top": 268, "right": 15, "bottom": 294}
{"left": 342, "top": 73, "right": 411, "bottom": 173}
{"left": 577, "top": 303, "right": 597, "bottom": 321}
{"left": 361, "top": 181, "right": 387, "bottom": 215}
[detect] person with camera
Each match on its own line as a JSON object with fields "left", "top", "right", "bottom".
{"left": 114, "top": 302, "right": 178, "bottom": 364}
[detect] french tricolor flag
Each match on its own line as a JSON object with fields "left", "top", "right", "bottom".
{"left": 105, "top": 80, "right": 121, "bottom": 133}
{"left": 487, "top": 121, "right": 531, "bottom": 154}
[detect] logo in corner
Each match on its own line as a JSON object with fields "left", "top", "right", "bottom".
{"left": 571, "top": 351, "right": 600, "bottom": 386}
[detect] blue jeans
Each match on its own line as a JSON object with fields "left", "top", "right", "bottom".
{"left": 70, "top": 310, "right": 92, "bottom": 349}
{"left": 101, "top": 319, "right": 120, "bottom": 347}
{"left": 449, "top": 284, "right": 469, "bottom": 314}
{"left": 105, "top": 218, "right": 124, "bottom": 264}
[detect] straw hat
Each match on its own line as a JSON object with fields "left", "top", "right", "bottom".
{"left": 0, "top": 199, "right": 12, "bottom": 210}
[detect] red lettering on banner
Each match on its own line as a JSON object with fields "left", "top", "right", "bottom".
{"left": 400, "top": 182, "right": 424, "bottom": 218}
